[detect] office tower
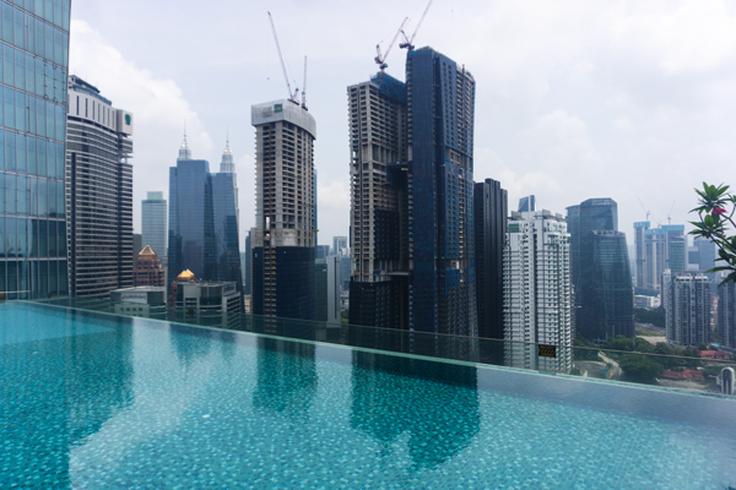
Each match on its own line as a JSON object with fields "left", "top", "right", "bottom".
{"left": 142, "top": 191, "right": 167, "bottom": 265}
{"left": 348, "top": 71, "right": 409, "bottom": 330}
{"left": 518, "top": 195, "right": 536, "bottom": 212}
{"left": 504, "top": 210, "right": 572, "bottom": 373}
{"left": 132, "top": 233, "right": 142, "bottom": 256}
{"left": 633, "top": 221, "right": 649, "bottom": 290}
{"left": 314, "top": 255, "right": 341, "bottom": 324}
{"left": 167, "top": 137, "right": 243, "bottom": 291}
{"left": 718, "top": 281, "right": 736, "bottom": 348}
{"left": 66, "top": 76, "right": 134, "bottom": 298}
{"left": 567, "top": 198, "right": 633, "bottom": 340}
{"left": 663, "top": 270, "right": 710, "bottom": 346}
{"left": 407, "top": 47, "right": 477, "bottom": 337}
{"left": 635, "top": 222, "right": 687, "bottom": 293}
{"left": 474, "top": 178, "right": 508, "bottom": 339}
{"left": 0, "top": 2, "right": 70, "bottom": 299}
{"left": 133, "top": 245, "right": 165, "bottom": 287}
{"left": 693, "top": 237, "right": 717, "bottom": 290}
{"left": 251, "top": 100, "right": 316, "bottom": 319}
{"left": 211, "top": 139, "right": 243, "bottom": 292}
{"left": 244, "top": 230, "right": 252, "bottom": 295}
{"left": 167, "top": 137, "right": 213, "bottom": 285}
{"left": 332, "top": 236, "right": 348, "bottom": 256}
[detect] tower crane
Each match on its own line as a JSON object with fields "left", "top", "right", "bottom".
{"left": 374, "top": 17, "right": 409, "bottom": 71}
{"left": 399, "top": 0, "right": 434, "bottom": 51}
{"left": 267, "top": 11, "right": 306, "bottom": 106}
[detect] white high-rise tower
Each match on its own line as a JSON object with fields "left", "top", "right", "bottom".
{"left": 503, "top": 210, "right": 572, "bottom": 373}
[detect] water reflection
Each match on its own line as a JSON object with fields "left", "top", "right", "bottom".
{"left": 252, "top": 337, "right": 317, "bottom": 419}
{"left": 0, "top": 309, "right": 134, "bottom": 487}
{"left": 350, "top": 351, "right": 480, "bottom": 468}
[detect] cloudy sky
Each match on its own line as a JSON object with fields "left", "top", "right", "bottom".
{"left": 69, "top": 0, "right": 736, "bottom": 247}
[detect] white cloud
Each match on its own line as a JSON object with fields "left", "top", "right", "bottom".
{"left": 69, "top": 19, "right": 213, "bottom": 233}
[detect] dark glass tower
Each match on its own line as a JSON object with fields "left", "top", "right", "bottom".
{"left": 167, "top": 138, "right": 213, "bottom": 284}
{"left": 0, "top": 1, "right": 70, "bottom": 299}
{"left": 167, "top": 137, "right": 242, "bottom": 290}
{"left": 407, "top": 47, "right": 477, "bottom": 336}
{"left": 567, "top": 198, "right": 633, "bottom": 340}
{"left": 474, "top": 178, "right": 507, "bottom": 340}
{"left": 211, "top": 140, "right": 242, "bottom": 292}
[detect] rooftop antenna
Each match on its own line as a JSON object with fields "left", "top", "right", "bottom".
{"left": 399, "top": 0, "right": 434, "bottom": 51}
{"left": 375, "top": 17, "right": 409, "bottom": 71}
{"left": 267, "top": 11, "right": 298, "bottom": 103}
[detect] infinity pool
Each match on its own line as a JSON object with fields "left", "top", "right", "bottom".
{"left": 1, "top": 302, "right": 735, "bottom": 488}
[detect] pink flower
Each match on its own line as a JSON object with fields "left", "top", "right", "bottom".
{"left": 712, "top": 206, "right": 727, "bottom": 217}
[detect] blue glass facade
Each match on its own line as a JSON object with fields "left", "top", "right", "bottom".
{"left": 167, "top": 155, "right": 242, "bottom": 291}
{"left": 0, "top": 0, "right": 70, "bottom": 299}
{"left": 407, "top": 47, "right": 477, "bottom": 336}
{"left": 167, "top": 159, "right": 214, "bottom": 284}
{"left": 211, "top": 172, "right": 242, "bottom": 292}
{"left": 567, "top": 198, "right": 633, "bottom": 340}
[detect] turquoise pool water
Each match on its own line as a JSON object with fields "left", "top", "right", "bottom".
{"left": 1, "top": 302, "right": 735, "bottom": 488}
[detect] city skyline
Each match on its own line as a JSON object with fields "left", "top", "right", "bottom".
{"left": 67, "top": 1, "right": 736, "bottom": 246}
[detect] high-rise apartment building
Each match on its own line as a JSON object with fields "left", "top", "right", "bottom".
{"left": 142, "top": 191, "right": 167, "bottom": 265}
{"left": 407, "top": 47, "right": 477, "bottom": 337}
{"left": 167, "top": 138, "right": 242, "bottom": 291}
{"left": 474, "top": 178, "right": 507, "bottom": 340}
{"left": 663, "top": 270, "right": 710, "bottom": 346}
{"left": 718, "top": 281, "right": 736, "bottom": 348}
{"left": 635, "top": 222, "right": 687, "bottom": 293}
{"left": 0, "top": 1, "right": 70, "bottom": 299}
{"left": 66, "top": 76, "right": 134, "bottom": 298}
{"left": 251, "top": 100, "right": 316, "bottom": 319}
{"left": 503, "top": 210, "right": 572, "bottom": 373}
{"left": 347, "top": 48, "right": 477, "bottom": 336}
{"left": 567, "top": 198, "right": 633, "bottom": 340}
{"left": 348, "top": 72, "right": 409, "bottom": 330}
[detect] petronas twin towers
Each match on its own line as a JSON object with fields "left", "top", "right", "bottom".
{"left": 167, "top": 135, "right": 243, "bottom": 292}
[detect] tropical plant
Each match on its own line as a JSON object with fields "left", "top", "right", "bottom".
{"left": 690, "top": 182, "right": 736, "bottom": 283}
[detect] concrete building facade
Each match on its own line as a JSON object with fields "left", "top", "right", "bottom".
{"left": 251, "top": 99, "right": 316, "bottom": 320}
{"left": 66, "top": 75, "right": 133, "bottom": 298}
{"left": 503, "top": 210, "right": 572, "bottom": 373}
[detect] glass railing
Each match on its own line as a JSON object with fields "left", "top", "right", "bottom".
{"left": 24, "top": 296, "right": 736, "bottom": 397}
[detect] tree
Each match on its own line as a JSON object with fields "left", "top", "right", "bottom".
{"left": 618, "top": 354, "right": 663, "bottom": 384}
{"left": 690, "top": 182, "right": 736, "bottom": 283}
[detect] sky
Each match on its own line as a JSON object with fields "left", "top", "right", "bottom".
{"left": 68, "top": 0, "right": 736, "bottom": 248}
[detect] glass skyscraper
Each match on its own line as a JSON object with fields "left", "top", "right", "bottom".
{"left": 474, "top": 178, "right": 507, "bottom": 341}
{"left": 0, "top": 1, "right": 71, "bottom": 299}
{"left": 167, "top": 137, "right": 242, "bottom": 291}
{"left": 407, "top": 47, "right": 477, "bottom": 337}
{"left": 142, "top": 191, "right": 167, "bottom": 266}
{"left": 567, "top": 198, "right": 633, "bottom": 340}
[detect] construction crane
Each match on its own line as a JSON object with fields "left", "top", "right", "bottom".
{"left": 301, "top": 55, "right": 308, "bottom": 108}
{"left": 374, "top": 17, "right": 409, "bottom": 71}
{"left": 636, "top": 196, "right": 651, "bottom": 222}
{"left": 267, "top": 11, "right": 301, "bottom": 105}
{"left": 399, "top": 0, "right": 434, "bottom": 51}
{"left": 667, "top": 200, "right": 676, "bottom": 225}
